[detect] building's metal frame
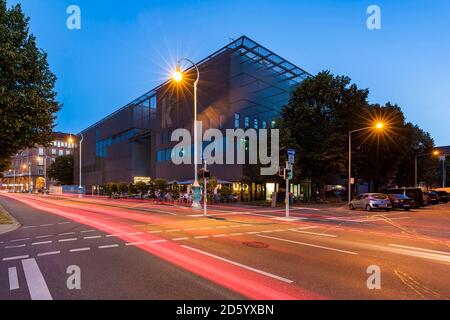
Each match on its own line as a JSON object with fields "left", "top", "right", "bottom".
{"left": 80, "top": 35, "right": 312, "bottom": 135}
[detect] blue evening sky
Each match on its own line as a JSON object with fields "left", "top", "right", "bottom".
{"left": 8, "top": 0, "right": 450, "bottom": 145}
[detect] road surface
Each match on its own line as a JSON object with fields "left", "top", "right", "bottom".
{"left": 0, "top": 192, "right": 449, "bottom": 300}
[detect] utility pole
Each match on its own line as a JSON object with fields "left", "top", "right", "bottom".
{"left": 203, "top": 160, "right": 207, "bottom": 217}
{"left": 285, "top": 161, "right": 289, "bottom": 218}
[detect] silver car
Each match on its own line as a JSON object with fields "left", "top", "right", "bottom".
{"left": 349, "top": 193, "right": 392, "bottom": 211}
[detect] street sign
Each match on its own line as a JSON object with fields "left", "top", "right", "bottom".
{"left": 287, "top": 149, "right": 295, "bottom": 164}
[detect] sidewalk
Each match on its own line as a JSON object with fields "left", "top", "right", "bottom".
{"left": 0, "top": 202, "right": 20, "bottom": 235}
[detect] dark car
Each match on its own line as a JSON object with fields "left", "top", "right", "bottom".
{"left": 432, "top": 190, "right": 448, "bottom": 203}
{"left": 424, "top": 191, "right": 439, "bottom": 205}
{"left": 383, "top": 188, "right": 424, "bottom": 208}
{"left": 388, "top": 194, "right": 414, "bottom": 211}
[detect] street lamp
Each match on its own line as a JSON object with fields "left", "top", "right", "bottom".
{"left": 348, "top": 122, "right": 384, "bottom": 204}
{"left": 172, "top": 58, "right": 202, "bottom": 209}
{"left": 414, "top": 150, "right": 440, "bottom": 187}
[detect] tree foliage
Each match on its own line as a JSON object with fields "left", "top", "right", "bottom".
{"left": 47, "top": 155, "right": 73, "bottom": 185}
{"left": 280, "top": 71, "right": 436, "bottom": 192}
{"left": 0, "top": 1, "right": 60, "bottom": 171}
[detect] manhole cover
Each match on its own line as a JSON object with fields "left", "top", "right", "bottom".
{"left": 242, "top": 241, "right": 269, "bottom": 248}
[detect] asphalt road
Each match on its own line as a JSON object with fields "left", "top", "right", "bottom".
{"left": 0, "top": 192, "right": 449, "bottom": 300}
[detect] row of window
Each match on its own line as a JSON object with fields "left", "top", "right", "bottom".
{"left": 52, "top": 141, "right": 77, "bottom": 149}
{"left": 96, "top": 128, "right": 139, "bottom": 158}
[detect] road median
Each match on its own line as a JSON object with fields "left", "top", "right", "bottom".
{"left": 0, "top": 203, "right": 20, "bottom": 235}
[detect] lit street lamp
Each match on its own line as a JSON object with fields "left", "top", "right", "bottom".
{"left": 348, "top": 122, "right": 384, "bottom": 204}
{"left": 173, "top": 58, "right": 202, "bottom": 209}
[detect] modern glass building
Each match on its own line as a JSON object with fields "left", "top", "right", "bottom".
{"left": 76, "top": 36, "right": 312, "bottom": 200}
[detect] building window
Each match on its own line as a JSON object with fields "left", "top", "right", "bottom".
{"left": 262, "top": 121, "right": 267, "bottom": 129}
{"left": 66, "top": 150, "right": 71, "bottom": 155}
{"left": 234, "top": 113, "right": 240, "bottom": 129}
{"left": 38, "top": 148, "right": 44, "bottom": 155}
{"left": 244, "top": 116, "right": 250, "bottom": 129}
{"left": 51, "top": 149, "right": 56, "bottom": 155}
{"left": 59, "top": 150, "right": 63, "bottom": 156}
{"left": 253, "top": 118, "right": 259, "bottom": 129}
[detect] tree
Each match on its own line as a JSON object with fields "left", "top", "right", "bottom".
{"left": 135, "top": 181, "right": 148, "bottom": 193}
{"left": 280, "top": 71, "right": 369, "bottom": 194}
{"left": 47, "top": 155, "right": 73, "bottom": 185}
{"left": 0, "top": 1, "right": 60, "bottom": 171}
{"left": 153, "top": 178, "right": 168, "bottom": 192}
{"left": 118, "top": 182, "right": 128, "bottom": 194}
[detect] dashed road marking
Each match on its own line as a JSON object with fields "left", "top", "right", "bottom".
{"left": 59, "top": 238, "right": 77, "bottom": 242}
{"left": 59, "top": 232, "right": 75, "bottom": 236}
{"left": 10, "top": 238, "right": 30, "bottom": 243}
{"left": 289, "top": 229, "right": 337, "bottom": 238}
{"left": 194, "top": 236, "right": 209, "bottom": 239}
{"left": 70, "top": 247, "right": 91, "bottom": 253}
{"left": 32, "top": 241, "right": 53, "bottom": 246}
{"left": 84, "top": 235, "right": 102, "bottom": 240}
{"left": 172, "top": 237, "right": 189, "bottom": 241}
{"left": 37, "top": 251, "right": 60, "bottom": 257}
{"left": 81, "top": 230, "right": 97, "bottom": 233}
{"left": 2, "top": 255, "right": 29, "bottom": 261}
{"left": 99, "top": 244, "right": 119, "bottom": 249}
{"left": 6, "top": 244, "right": 26, "bottom": 249}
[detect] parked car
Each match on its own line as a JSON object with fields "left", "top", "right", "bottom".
{"left": 383, "top": 188, "right": 424, "bottom": 208}
{"left": 387, "top": 194, "right": 414, "bottom": 211}
{"left": 349, "top": 193, "right": 392, "bottom": 211}
{"left": 424, "top": 191, "right": 439, "bottom": 205}
{"left": 432, "top": 190, "right": 448, "bottom": 203}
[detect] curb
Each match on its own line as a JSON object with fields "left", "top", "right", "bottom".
{"left": 0, "top": 204, "right": 21, "bottom": 236}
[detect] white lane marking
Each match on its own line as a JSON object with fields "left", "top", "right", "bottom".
{"left": 184, "top": 228, "right": 197, "bottom": 231}
{"left": 40, "top": 224, "right": 53, "bottom": 227}
{"left": 32, "top": 241, "right": 53, "bottom": 246}
{"left": 6, "top": 244, "right": 26, "bottom": 249}
{"left": 125, "top": 242, "right": 144, "bottom": 246}
{"left": 57, "top": 222, "right": 71, "bottom": 225}
{"left": 37, "top": 251, "right": 60, "bottom": 257}
{"left": 261, "top": 230, "right": 274, "bottom": 233}
{"left": 59, "top": 238, "right": 77, "bottom": 242}
{"left": 194, "top": 236, "right": 209, "bottom": 239}
{"left": 181, "top": 245, "right": 293, "bottom": 284}
{"left": 106, "top": 234, "right": 122, "bottom": 237}
{"left": 10, "top": 238, "right": 30, "bottom": 242}
{"left": 199, "top": 227, "right": 213, "bottom": 230}
{"left": 35, "top": 235, "right": 52, "bottom": 239}
{"left": 389, "top": 244, "right": 450, "bottom": 256}
{"left": 213, "top": 234, "right": 227, "bottom": 237}
{"left": 230, "top": 233, "right": 243, "bottom": 236}
{"left": 2, "top": 255, "right": 29, "bottom": 261}
{"left": 246, "top": 231, "right": 260, "bottom": 235}
{"left": 23, "top": 226, "right": 36, "bottom": 229}
{"left": 166, "top": 229, "right": 180, "bottom": 232}
{"left": 290, "top": 229, "right": 337, "bottom": 238}
{"left": 22, "top": 258, "right": 52, "bottom": 300}
{"left": 172, "top": 237, "right": 189, "bottom": 241}
{"left": 59, "top": 232, "right": 75, "bottom": 236}
{"left": 83, "top": 235, "right": 102, "bottom": 240}
{"left": 99, "top": 244, "right": 119, "bottom": 249}
{"left": 8, "top": 267, "right": 19, "bottom": 290}
{"left": 70, "top": 247, "right": 91, "bottom": 253}
{"left": 81, "top": 230, "right": 96, "bottom": 233}
{"left": 257, "top": 235, "right": 359, "bottom": 255}
{"left": 149, "top": 240, "right": 167, "bottom": 244}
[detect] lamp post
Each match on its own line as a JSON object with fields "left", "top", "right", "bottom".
{"left": 173, "top": 58, "right": 202, "bottom": 209}
{"left": 348, "top": 123, "right": 384, "bottom": 204}
{"left": 439, "top": 154, "right": 447, "bottom": 188}
{"left": 414, "top": 150, "right": 440, "bottom": 187}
